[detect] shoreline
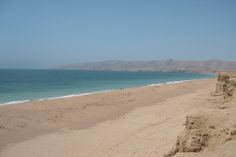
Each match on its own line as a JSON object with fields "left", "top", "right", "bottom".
{"left": 0, "top": 78, "right": 216, "bottom": 150}
{"left": 0, "top": 78, "right": 224, "bottom": 157}
{"left": 0, "top": 78, "right": 211, "bottom": 106}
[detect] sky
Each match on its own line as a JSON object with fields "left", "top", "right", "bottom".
{"left": 0, "top": 0, "right": 236, "bottom": 68}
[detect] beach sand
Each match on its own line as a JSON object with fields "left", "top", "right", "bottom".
{"left": 0, "top": 78, "right": 236, "bottom": 157}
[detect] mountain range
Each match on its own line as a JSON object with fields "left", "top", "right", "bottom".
{"left": 56, "top": 59, "right": 236, "bottom": 73}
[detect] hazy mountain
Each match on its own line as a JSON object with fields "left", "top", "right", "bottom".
{"left": 55, "top": 60, "right": 236, "bottom": 73}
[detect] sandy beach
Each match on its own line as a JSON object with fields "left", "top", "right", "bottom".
{"left": 1, "top": 0, "right": 235, "bottom": 156}
{"left": 0, "top": 77, "right": 236, "bottom": 157}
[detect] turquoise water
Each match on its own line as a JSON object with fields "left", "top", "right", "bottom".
{"left": 0, "top": 69, "right": 214, "bottom": 105}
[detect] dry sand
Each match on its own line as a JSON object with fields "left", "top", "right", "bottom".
{"left": 0, "top": 78, "right": 235, "bottom": 157}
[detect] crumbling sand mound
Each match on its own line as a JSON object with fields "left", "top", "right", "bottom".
{"left": 214, "top": 72, "right": 236, "bottom": 101}
{"left": 165, "top": 110, "right": 236, "bottom": 157}
{"left": 217, "top": 72, "right": 230, "bottom": 82}
{"left": 164, "top": 115, "right": 209, "bottom": 157}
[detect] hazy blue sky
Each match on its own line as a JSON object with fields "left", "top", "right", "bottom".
{"left": 0, "top": 0, "right": 236, "bottom": 68}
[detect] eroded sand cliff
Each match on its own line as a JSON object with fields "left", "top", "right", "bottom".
{"left": 165, "top": 72, "right": 236, "bottom": 157}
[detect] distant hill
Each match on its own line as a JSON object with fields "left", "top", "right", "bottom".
{"left": 55, "top": 60, "right": 236, "bottom": 73}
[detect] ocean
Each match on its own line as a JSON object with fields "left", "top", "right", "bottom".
{"left": 0, "top": 69, "right": 214, "bottom": 105}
